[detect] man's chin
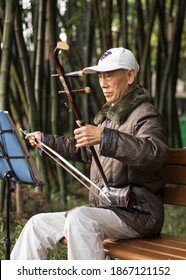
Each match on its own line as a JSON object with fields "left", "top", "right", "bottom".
{"left": 105, "top": 97, "right": 114, "bottom": 103}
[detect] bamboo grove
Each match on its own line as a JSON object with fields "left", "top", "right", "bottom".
{"left": 0, "top": 0, "right": 186, "bottom": 213}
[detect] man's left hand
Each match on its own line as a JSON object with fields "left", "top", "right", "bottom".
{"left": 74, "top": 125, "right": 103, "bottom": 147}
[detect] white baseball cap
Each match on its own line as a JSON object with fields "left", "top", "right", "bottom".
{"left": 83, "top": 47, "right": 139, "bottom": 76}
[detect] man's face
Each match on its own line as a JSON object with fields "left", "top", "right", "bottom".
{"left": 98, "top": 69, "right": 134, "bottom": 104}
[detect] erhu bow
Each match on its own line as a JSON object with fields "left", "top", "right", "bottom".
{"left": 53, "top": 41, "right": 110, "bottom": 192}
{"left": 20, "top": 129, "right": 111, "bottom": 204}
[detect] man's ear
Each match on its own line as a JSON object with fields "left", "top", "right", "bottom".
{"left": 127, "top": 69, "right": 135, "bottom": 85}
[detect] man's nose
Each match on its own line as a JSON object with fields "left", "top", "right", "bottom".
{"left": 99, "top": 77, "right": 108, "bottom": 88}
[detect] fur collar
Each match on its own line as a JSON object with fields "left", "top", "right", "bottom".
{"left": 94, "top": 84, "right": 151, "bottom": 125}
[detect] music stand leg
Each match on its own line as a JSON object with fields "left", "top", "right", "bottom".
{"left": 3, "top": 171, "right": 15, "bottom": 260}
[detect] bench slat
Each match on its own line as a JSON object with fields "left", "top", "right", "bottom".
{"left": 104, "top": 243, "right": 185, "bottom": 260}
{"left": 104, "top": 244, "right": 169, "bottom": 260}
{"left": 162, "top": 187, "right": 186, "bottom": 206}
{"left": 165, "top": 166, "right": 186, "bottom": 185}
{"left": 167, "top": 148, "right": 186, "bottom": 165}
{"left": 131, "top": 235, "right": 186, "bottom": 249}
{"left": 103, "top": 235, "right": 186, "bottom": 260}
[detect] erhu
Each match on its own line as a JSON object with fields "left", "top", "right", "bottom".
{"left": 53, "top": 41, "right": 110, "bottom": 193}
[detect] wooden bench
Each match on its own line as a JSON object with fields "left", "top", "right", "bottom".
{"left": 60, "top": 148, "right": 186, "bottom": 259}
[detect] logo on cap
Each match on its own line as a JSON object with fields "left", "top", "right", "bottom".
{"left": 100, "top": 51, "right": 112, "bottom": 61}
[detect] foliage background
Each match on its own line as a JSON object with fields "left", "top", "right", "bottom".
{"left": 0, "top": 0, "right": 186, "bottom": 259}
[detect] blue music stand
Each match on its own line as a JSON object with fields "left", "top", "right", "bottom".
{"left": 0, "top": 111, "right": 44, "bottom": 259}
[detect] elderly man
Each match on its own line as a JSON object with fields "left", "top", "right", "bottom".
{"left": 11, "top": 47, "right": 168, "bottom": 260}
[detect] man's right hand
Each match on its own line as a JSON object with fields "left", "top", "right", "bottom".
{"left": 25, "top": 131, "right": 42, "bottom": 147}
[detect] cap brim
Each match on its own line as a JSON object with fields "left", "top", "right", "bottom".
{"left": 83, "top": 65, "right": 128, "bottom": 74}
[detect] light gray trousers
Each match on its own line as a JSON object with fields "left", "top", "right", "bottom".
{"left": 11, "top": 206, "right": 140, "bottom": 260}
